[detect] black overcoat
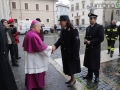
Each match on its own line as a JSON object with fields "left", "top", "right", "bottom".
{"left": 0, "top": 22, "right": 18, "bottom": 90}
{"left": 54, "top": 27, "right": 81, "bottom": 76}
{"left": 84, "top": 23, "right": 104, "bottom": 70}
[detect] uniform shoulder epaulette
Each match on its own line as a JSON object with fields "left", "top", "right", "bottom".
{"left": 68, "top": 28, "right": 70, "bottom": 31}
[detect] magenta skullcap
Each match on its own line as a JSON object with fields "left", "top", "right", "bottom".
{"left": 31, "top": 20, "right": 39, "bottom": 25}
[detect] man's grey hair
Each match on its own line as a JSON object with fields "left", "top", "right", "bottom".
{"left": 30, "top": 22, "right": 40, "bottom": 28}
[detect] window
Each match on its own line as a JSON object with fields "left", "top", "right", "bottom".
{"left": 25, "top": 3, "right": 28, "bottom": 9}
{"left": 77, "top": 13, "right": 78, "bottom": 16}
{"left": 46, "top": 19, "right": 49, "bottom": 23}
{"left": 82, "top": 19, "right": 85, "bottom": 25}
{"left": 60, "top": 8, "right": 63, "bottom": 11}
{"left": 12, "top": 2, "right": 16, "bottom": 9}
{"left": 76, "top": 3, "right": 79, "bottom": 10}
{"left": 71, "top": 5, "right": 74, "bottom": 11}
{"left": 116, "top": 10, "right": 120, "bottom": 15}
{"left": 72, "top": 14, "right": 73, "bottom": 17}
{"left": 36, "top": 4, "right": 39, "bottom": 10}
{"left": 82, "top": 4, "right": 85, "bottom": 9}
{"left": 26, "top": 19, "right": 29, "bottom": 21}
{"left": 82, "top": 11, "right": 84, "bottom": 15}
{"left": 71, "top": 20, "right": 73, "bottom": 24}
{"left": 46, "top": 5, "right": 49, "bottom": 10}
{"left": 14, "top": 19, "right": 18, "bottom": 23}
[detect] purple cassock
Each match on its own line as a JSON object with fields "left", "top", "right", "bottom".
{"left": 23, "top": 28, "right": 52, "bottom": 90}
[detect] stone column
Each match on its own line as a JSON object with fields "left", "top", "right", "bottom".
{"left": 0, "top": 0, "right": 4, "bottom": 19}
{"left": 2, "top": 0, "right": 10, "bottom": 19}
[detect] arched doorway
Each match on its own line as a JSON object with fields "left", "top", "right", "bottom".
{"left": 76, "top": 19, "right": 79, "bottom": 26}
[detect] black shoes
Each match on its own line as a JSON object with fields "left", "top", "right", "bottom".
{"left": 12, "top": 63, "right": 19, "bottom": 67}
{"left": 94, "top": 77, "right": 99, "bottom": 83}
{"left": 17, "top": 57, "right": 21, "bottom": 59}
{"left": 65, "top": 80, "right": 71, "bottom": 84}
{"left": 67, "top": 80, "right": 76, "bottom": 87}
{"left": 107, "top": 52, "right": 110, "bottom": 54}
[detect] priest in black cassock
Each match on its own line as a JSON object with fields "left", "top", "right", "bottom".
{"left": 0, "top": 22, "right": 18, "bottom": 90}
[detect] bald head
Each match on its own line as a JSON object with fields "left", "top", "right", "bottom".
{"left": 111, "top": 20, "right": 116, "bottom": 26}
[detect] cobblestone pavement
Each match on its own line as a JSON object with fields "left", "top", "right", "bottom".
{"left": 75, "top": 67, "right": 117, "bottom": 90}
{"left": 74, "top": 58, "right": 120, "bottom": 90}
{"left": 11, "top": 32, "right": 120, "bottom": 90}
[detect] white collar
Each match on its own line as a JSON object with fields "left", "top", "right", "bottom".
{"left": 90, "top": 24, "right": 94, "bottom": 27}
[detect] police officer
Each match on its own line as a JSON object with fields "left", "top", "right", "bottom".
{"left": 105, "top": 20, "right": 118, "bottom": 58}
{"left": 52, "top": 15, "right": 81, "bottom": 87}
{"left": 83, "top": 13, "right": 104, "bottom": 83}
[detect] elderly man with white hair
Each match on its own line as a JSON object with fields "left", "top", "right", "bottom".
{"left": 105, "top": 20, "right": 118, "bottom": 58}
{"left": 23, "top": 20, "right": 53, "bottom": 90}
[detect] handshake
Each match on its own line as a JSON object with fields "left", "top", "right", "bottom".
{"left": 51, "top": 45, "right": 56, "bottom": 54}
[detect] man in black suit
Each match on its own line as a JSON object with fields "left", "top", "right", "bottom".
{"left": 83, "top": 13, "right": 104, "bottom": 83}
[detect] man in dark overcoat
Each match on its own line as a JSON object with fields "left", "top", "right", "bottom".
{"left": 83, "top": 13, "right": 104, "bottom": 83}
{"left": 0, "top": 22, "right": 18, "bottom": 90}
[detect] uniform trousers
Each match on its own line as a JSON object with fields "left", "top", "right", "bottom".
{"left": 87, "top": 69, "right": 99, "bottom": 78}
{"left": 107, "top": 40, "right": 115, "bottom": 53}
{"left": 14, "top": 44, "right": 18, "bottom": 59}
{"left": 7, "top": 44, "right": 16, "bottom": 64}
